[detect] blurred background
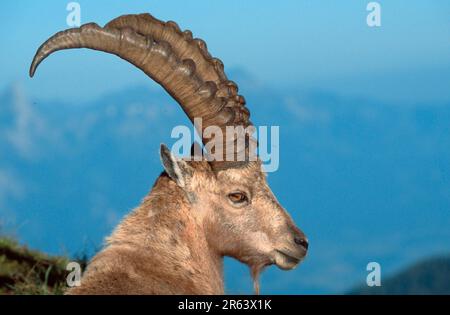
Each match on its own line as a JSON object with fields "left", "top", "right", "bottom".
{"left": 0, "top": 0, "right": 449, "bottom": 294}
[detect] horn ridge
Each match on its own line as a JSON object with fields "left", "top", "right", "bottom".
{"left": 30, "top": 13, "right": 256, "bottom": 169}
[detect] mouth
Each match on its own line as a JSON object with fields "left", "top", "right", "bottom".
{"left": 274, "top": 249, "right": 303, "bottom": 269}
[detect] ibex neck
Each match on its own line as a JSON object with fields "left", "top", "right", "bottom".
{"left": 109, "top": 174, "right": 224, "bottom": 294}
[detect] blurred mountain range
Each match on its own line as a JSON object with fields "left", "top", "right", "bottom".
{"left": 349, "top": 255, "right": 450, "bottom": 295}
{"left": 0, "top": 68, "right": 449, "bottom": 294}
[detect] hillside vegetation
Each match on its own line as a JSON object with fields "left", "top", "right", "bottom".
{"left": 0, "top": 237, "right": 70, "bottom": 294}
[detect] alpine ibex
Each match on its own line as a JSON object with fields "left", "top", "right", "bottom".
{"left": 30, "top": 13, "right": 308, "bottom": 294}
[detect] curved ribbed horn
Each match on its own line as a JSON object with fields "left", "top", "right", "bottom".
{"left": 30, "top": 15, "right": 255, "bottom": 170}
{"left": 105, "top": 13, "right": 239, "bottom": 99}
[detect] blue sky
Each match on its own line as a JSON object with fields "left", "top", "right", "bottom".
{"left": 1, "top": 1, "right": 450, "bottom": 103}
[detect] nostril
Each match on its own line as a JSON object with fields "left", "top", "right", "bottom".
{"left": 294, "top": 237, "right": 309, "bottom": 250}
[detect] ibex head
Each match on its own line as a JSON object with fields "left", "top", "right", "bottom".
{"left": 30, "top": 13, "right": 308, "bottom": 293}
{"left": 160, "top": 145, "right": 308, "bottom": 292}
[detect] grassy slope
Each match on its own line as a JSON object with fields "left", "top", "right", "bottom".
{"left": 0, "top": 237, "right": 70, "bottom": 295}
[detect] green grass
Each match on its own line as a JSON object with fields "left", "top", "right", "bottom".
{"left": 0, "top": 237, "right": 72, "bottom": 295}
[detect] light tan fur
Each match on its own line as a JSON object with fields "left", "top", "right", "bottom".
{"left": 67, "top": 158, "right": 307, "bottom": 295}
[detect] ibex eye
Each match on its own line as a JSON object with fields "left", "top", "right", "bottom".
{"left": 227, "top": 192, "right": 248, "bottom": 204}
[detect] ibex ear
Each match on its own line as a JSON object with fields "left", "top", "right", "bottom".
{"left": 160, "top": 144, "right": 193, "bottom": 188}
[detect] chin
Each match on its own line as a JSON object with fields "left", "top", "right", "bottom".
{"left": 274, "top": 250, "right": 304, "bottom": 270}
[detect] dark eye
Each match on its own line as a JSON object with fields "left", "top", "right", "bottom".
{"left": 227, "top": 191, "right": 249, "bottom": 204}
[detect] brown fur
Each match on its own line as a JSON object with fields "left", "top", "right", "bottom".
{"left": 67, "top": 158, "right": 307, "bottom": 295}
